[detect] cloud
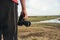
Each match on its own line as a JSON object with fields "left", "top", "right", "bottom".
{"left": 18, "top": 0, "right": 60, "bottom": 16}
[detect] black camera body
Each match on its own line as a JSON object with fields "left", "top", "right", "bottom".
{"left": 18, "top": 14, "right": 31, "bottom": 27}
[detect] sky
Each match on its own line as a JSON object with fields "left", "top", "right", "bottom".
{"left": 18, "top": 0, "right": 60, "bottom": 16}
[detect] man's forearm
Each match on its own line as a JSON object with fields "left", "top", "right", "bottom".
{"left": 20, "top": 0, "right": 26, "bottom": 10}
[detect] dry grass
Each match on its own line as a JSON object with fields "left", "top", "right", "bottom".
{"left": 18, "top": 24, "right": 60, "bottom": 40}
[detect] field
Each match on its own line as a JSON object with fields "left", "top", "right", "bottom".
{"left": 28, "top": 16, "right": 60, "bottom": 22}
{"left": 18, "top": 16, "right": 60, "bottom": 40}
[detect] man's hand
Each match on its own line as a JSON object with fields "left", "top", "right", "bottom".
{"left": 20, "top": 0, "right": 28, "bottom": 20}
{"left": 20, "top": 10, "right": 28, "bottom": 20}
{"left": 18, "top": 0, "right": 31, "bottom": 27}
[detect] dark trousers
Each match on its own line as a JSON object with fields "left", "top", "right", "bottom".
{"left": 0, "top": 1, "right": 18, "bottom": 40}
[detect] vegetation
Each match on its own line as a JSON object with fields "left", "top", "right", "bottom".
{"left": 18, "top": 16, "right": 60, "bottom": 40}
{"left": 31, "top": 23, "right": 60, "bottom": 28}
{"left": 28, "top": 16, "right": 60, "bottom": 22}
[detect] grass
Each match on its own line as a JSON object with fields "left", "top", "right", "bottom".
{"left": 18, "top": 16, "right": 60, "bottom": 40}
{"left": 28, "top": 16, "right": 60, "bottom": 28}
{"left": 31, "top": 23, "right": 60, "bottom": 28}
{"left": 28, "top": 16, "right": 60, "bottom": 22}
{"left": 18, "top": 23, "right": 60, "bottom": 40}
{"left": 30, "top": 38, "right": 37, "bottom": 40}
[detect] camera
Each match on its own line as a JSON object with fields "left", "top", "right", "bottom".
{"left": 18, "top": 14, "right": 31, "bottom": 27}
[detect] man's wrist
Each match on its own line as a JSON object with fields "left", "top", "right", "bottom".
{"left": 22, "top": 8, "right": 26, "bottom": 11}
{"left": 22, "top": 9, "right": 27, "bottom": 15}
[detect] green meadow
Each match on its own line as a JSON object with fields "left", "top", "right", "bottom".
{"left": 28, "top": 16, "right": 60, "bottom": 28}
{"left": 28, "top": 16, "right": 60, "bottom": 22}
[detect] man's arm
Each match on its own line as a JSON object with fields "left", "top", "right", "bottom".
{"left": 20, "top": 0, "right": 26, "bottom": 11}
{"left": 20, "top": 0, "right": 28, "bottom": 20}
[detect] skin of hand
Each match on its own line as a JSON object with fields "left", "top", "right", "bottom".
{"left": 20, "top": 0, "right": 28, "bottom": 20}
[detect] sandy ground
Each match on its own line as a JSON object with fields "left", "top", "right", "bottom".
{"left": 18, "top": 26, "right": 60, "bottom": 40}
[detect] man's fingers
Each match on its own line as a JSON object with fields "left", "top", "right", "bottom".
{"left": 23, "top": 15, "right": 28, "bottom": 20}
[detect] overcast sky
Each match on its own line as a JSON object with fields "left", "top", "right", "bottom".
{"left": 18, "top": 0, "right": 60, "bottom": 16}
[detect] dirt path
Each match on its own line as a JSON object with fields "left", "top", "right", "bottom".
{"left": 18, "top": 26, "right": 60, "bottom": 40}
